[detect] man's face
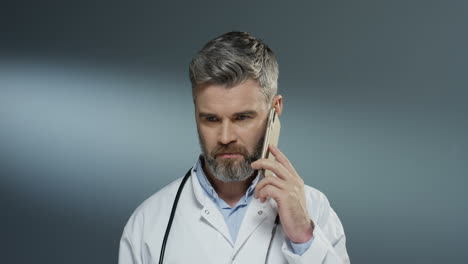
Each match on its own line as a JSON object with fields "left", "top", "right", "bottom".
{"left": 195, "top": 79, "right": 270, "bottom": 182}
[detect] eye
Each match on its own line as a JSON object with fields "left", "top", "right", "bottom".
{"left": 236, "top": 115, "right": 250, "bottom": 121}
{"left": 206, "top": 116, "right": 219, "bottom": 122}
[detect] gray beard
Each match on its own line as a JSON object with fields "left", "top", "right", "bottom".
{"left": 199, "top": 135, "right": 265, "bottom": 183}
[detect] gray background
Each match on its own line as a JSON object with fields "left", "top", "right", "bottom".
{"left": 1, "top": 0, "right": 467, "bottom": 263}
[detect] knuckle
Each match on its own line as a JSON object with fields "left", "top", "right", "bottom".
{"left": 286, "top": 190, "right": 296, "bottom": 199}
{"left": 293, "top": 186, "right": 301, "bottom": 193}
{"left": 259, "top": 188, "right": 266, "bottom": 197}
{"left": 272, "top": 177, "right": 280, "bottom": 186}
{"left": 273, "top": 163, "right": 281, "bottom": 172}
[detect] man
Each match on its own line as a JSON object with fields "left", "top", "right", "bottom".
{"left": 119, "top": 31, "right": 350, "bottom": 264}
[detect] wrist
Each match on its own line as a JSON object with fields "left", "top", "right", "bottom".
{"left": 290, "top": 219, "right": 314, "bottom": 243}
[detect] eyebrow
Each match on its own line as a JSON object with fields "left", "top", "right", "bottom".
{"left": 198, "top": 110, "right": 258, "bottom": 119}
{"left": 233, "top": 110, "right": 258, "bottom": 117}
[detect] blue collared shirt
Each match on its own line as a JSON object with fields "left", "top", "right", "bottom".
{"left": 194, "top": 158, "right": 313, "bottom": 255}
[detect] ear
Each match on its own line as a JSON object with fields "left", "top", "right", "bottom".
{"left": 272, "top": 95, "right": 283, "bottom": 117}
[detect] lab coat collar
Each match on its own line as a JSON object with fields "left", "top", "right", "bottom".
{"left": 191, "top": 158, "right": 233, "bottom": 244}
{"left": 189, "top": 156, "right": 279, "bottom": 249}
{"left": 232, "top": 196, "right": 278, "bottom": 256}
{"left": 191, "top": 158, "right": 207, "bottom": 207}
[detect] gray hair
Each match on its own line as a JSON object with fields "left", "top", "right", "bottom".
{"left": 189, "top": 31, "right": 279, "bottom": 104}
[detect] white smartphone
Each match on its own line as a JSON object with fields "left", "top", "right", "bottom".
{"left": 260, "top": 108, "right": 281, "bottom": 178}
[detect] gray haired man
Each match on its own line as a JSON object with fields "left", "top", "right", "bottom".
{"left": 119, "top": 31, "right": 350, "bottom": 264}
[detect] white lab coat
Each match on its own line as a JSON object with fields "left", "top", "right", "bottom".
{"left": 119, "top": 165, "right": 350, "bottom": 264}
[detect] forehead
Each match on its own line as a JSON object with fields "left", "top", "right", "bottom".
{"left": 195, "top": 79, "right": 267, "bottom": 114}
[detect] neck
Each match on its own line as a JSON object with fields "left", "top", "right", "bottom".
{"left": 201, "top": 158, "right": 256, "bottom": 208}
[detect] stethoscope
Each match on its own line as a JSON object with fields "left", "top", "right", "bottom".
{"left": 159, "top": 169, "right": 280, "bottom": 264}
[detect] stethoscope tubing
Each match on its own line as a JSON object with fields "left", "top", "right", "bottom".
{"left": 159, "top": 169, "right": 192, "bottom": 264}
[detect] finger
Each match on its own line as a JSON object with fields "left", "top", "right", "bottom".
{"left": 257, "top": 184, "right": 283, "bottom": 203}
{"left": 268, "top": 145, "right": 295, "bottom": 173}
{"left": 268, "top": 145, "right": 299, "bottom": 176}
{"left": 254, "top": 175, "right": 286, "bottom": 199}
{"left": 251, "top": 159, "right": 290, "bottom": 180}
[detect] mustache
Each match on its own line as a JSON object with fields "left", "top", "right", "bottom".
{"left": 211, "top": 144, "right": 248, "bottom": 157}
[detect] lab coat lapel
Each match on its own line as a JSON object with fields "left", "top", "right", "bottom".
{"left": 191, "top": 168, "right": 234, "bottom": 246}
{"left": 232, "top": 197, "right": 277, "bottom": 255}
{"left": 200, "top": 201, "right": 233, "bottom": 246}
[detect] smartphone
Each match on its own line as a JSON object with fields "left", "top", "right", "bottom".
{"left": 260, "top": 108, "right": 281, "bottom": 178}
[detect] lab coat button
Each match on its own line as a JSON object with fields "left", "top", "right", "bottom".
{"left": 205, "top": 209, "right": 210, "bottom": 214}
{"left": 258, "top": 210, "right": 263, "bottom": 215}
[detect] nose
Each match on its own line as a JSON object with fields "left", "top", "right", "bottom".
{"left": 218, "top": 120, "right": 237, "bottom": 145}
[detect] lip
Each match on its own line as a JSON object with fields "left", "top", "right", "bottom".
{"left": 217, "top": 153, "right": 242, "bottom": 159}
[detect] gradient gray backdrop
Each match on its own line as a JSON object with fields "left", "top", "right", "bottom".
{"left": 1, "top": 1, "right": 467, "bottom": 263}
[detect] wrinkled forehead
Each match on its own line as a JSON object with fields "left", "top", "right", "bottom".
{"left": 194, "top": 79, "right": 269, "bottom": 115}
